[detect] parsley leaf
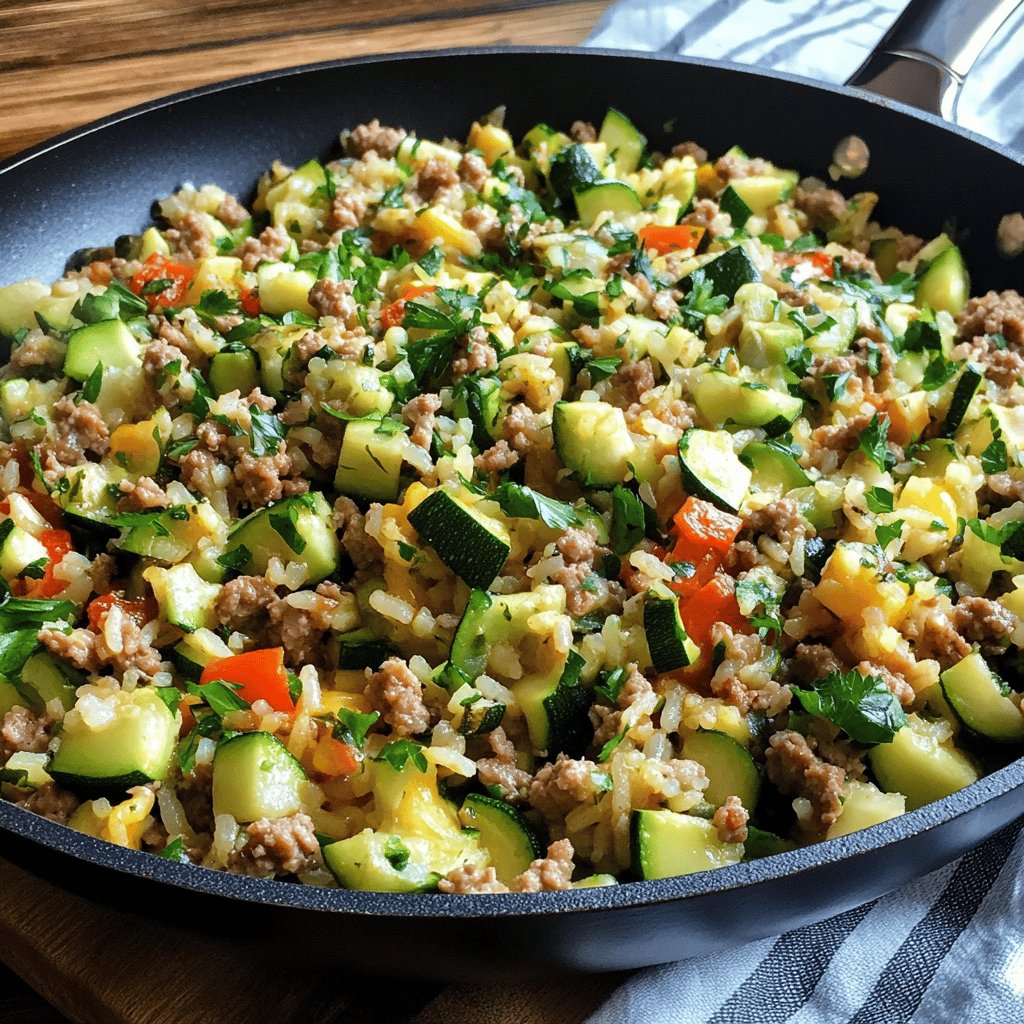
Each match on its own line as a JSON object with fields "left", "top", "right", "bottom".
{"left": 267, "top": 495, "right": 311, "bottom": 553}
{"left": 418, "top": 246, "right": 443, "bottom": 276}
{"left": 216, "top": 546, "right": 251, "bottom": 572}
{"left": 80, "top": 362, "right": 103, "bottom": 405}
{"left": 865, "top": 487, "right": 894, "bottom": 514}
{"left": 376, "top": 738, "right": 428, "bottom": 772}
{"left": 921, "top": 352, "right": 958, "bottom": 391}
{"left": 594, "top": 666, "right": 627, "bottom": 705}
{"left": 823, "top": 370, "right": 853, "bottom": 401}
{"left": 679, "top": 268, "right": 729, "bottom": 335}
{"left": 403, "top": 287, "right": 482, "bottom": 386}
{"left": 597, "top": 728, "right": 628, "bottom": 763}
{"left": 186, "top": 679, "right": 251, "bottom": 716}
{"left": 858, "top": 412, "right": 896, "bottom": 472}
{"left": 159, "top": 836, "right": 191, "bottom": 863}
{"left": 491, "top": 482, "right": 581, "bottom": 530}
{"left": 324, "top": 707, "right": 380, "bottom": 751}
{"left": 383, "top": 835, "right": 411, "bottom": 871}
{"left": 585, "top": 356, "right": 621, "bottom": 383}
{"left": 791, "top": 669, "right": 908, "bottom": 745}
{"left": 981, "top": 437, "right": 1008, "bottom": 474}
{"left": 875, "top": 519, "right": 904, "bottom": 548}
{"left": 379, "top": 184, "right": 405, "bottom": 208}
{"left": 610, "top": 485, "right": 646, "bottom": 555}
{"left": 248, "top": 406, "right": 286, "bottom": 457}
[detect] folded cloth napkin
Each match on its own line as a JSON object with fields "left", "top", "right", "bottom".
{"left": 585, "top": 821, "right": 1023, "bottom": 1023}
{"left": 586, "top": 0, "right": 1024, "bottom": 151}
{"left": 580, "top": 3, "right": 1024, "bottom": 1021}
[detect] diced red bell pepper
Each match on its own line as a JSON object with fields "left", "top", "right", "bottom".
{"left": 129, "top": 253, "right": 197, "bottom": 310}
{"left": 199, "top": 647, "right": 294, "bottom": 714}
{"left": 638, "top": 224, "right": 706, "bottom": 256}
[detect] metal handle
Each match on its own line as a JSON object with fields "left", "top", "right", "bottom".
{"left": 846, "top": 0, "right": 1023, "bottom": 119}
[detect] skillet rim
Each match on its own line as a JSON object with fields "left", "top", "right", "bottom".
{"left": 0, "top": 44, "right": 1022, "bottom": 919}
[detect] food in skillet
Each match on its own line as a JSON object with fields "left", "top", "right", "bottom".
{"left": 0, "top": 108, "right": 1021, "bottom": 893}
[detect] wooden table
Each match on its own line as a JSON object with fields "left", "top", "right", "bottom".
{"left": 0, "top": 3, "right": 614, "bottom": 1021}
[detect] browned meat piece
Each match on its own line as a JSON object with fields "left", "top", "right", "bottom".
{"left": 714, "top": 153, "right": 775, "bottom": 182}
{"left": 417, "top": 158, "right": 459, "bottom": 202}
{"left": 742, "top": 498, "right": 807, "bottom": 554}
{"left": 229, "top": 813, "right": 321, "bottom": 877}
{"left": 1, "top": 706, "right": 52, "bottom": 759}
{"left": 956, "top": 289, "right": 1024, "bottom": 347}
{"left": 402, "top": 392, "right": 442, "bottom": 450}
{"left": 327, "top": 191, "right": 368, "bottom": 232}
{"left": 552, "top": 525, "right": 622, "bottom": 618}
{"left": 474, "top": 439, "right": 519, "bottom": 475}
{"left": 681, "top": 198, "right": 721, "bottom": 229}
{"left": 786, "top": 643, "right": 844, "bottom": 687}
{"left": 458, "top": 152, "right": 489, "bottom": 191}
{"left": 14, "top": 782, "right": 79, "bottom": 825}
{"left": 364, "top": 656, "right": 430, "bottom": 737}
{"left": 509, "top": 838, "right": 576, "bottom": 892}
{"left": 332, "top": 496, "right": 383, "bottom": 571}
{"left": 954, "top": 337, "right": 1024, "bottom": 388}
{"left": 529, "top": 754, "right": 599, "bottom": 826}
{"left": 347, "top": 119, "right": 406, "bottom": 159}
{"left": 168, "top": 211, "right": 214, "bottom": 260}
{"left": 233, "top": 448, "right": 308, "bottom": 509}
{"left": 909, "top": 612, "right": 972, "bottom": 669}
{"left": 986, "top": 472, "right": 1024, "bottom": 504}
{"left": 89, "top": 552, "right": 117, "bottom": 596}
{"left": 475, "top": 726, "right": 532, "bottom": 804}
{"left": 215, "top": 194, "right": 250, "bottom": 229}
{"left": 451, "top": 325, "right": 498, "bottom": 379}
{"left": 116, "top": 476, "right": 170, "bottom": 512}
{"left": 307, "top": 278, "right": 357, "bottom": 323}
{"left": 439, "top": 864, "right": 510, "bottom": 894}
{"left": 894, "top": 233, "right": 924, "bottom": 262}
{"left": 765, "top": 729, "right": 845, "bottom": 840}
{"left": 810, "top": 412, "right": 874, "bottom": 462}
{"left": 950, "top": 596, "right": 1019, "bottom": 656}
{"left": 793, "top": 185, "right": 848, "bottom": 230}
{"left": 177, "top": 761, "right": 214, "bottom": 834}
{"left": 268, "top": 583, "right": 341, "bottom": 668}
{"left": 857, "top": 661, "right": 915, "bottom": 708}
{"left": 240, "top": 225, "right": 292, "bottom": 271}
{"left": 710, "top": 624, "right": 792, "bottom": 716}
{"left": 38, "top": 397, "right": 110, "bottom": 470}
{"left": 8, "top": 330, "right": 63, "bottom": 372}
{"left": 672, "top": 141, "right": 708, "bottom": 164}
{"left": 712, "top": 795, "right": 749, "bottom": 844}
{"left": 570, "top": 120, "right": 597, "bottom": 143}
{"left": 215, "top": 575, "right": 279, "bottom": 635}
{"left": 503, "top": 404, "right": 545, "bottom": 454}
{"left": 612, "top": 357, "right": 656, "bottom": 406}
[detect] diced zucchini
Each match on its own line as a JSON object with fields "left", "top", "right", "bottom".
{"left": 688, "top": 246, "right": 760, "bottom": 302}
{"left": 323, "top": 829, "right": 442, "bottom": 893}
{"left": 143, "top": 563, "right": 221, "bottom": 634}
{"left": 514, "top": 649, "right": 593, "bottom": 757}
{"left": 574, "top": 874, "right": 618, "bottom": 888}
{"left": 63, "top": 319, "right": 143, "bottom": 382}
{"left": 574, "top": 180, "right": 643, "bottom": 226}
{"left": 678, "top": 429, "right": 751, "bottom": 514}
{"left": 324, "top": 363, "right": 395, "bottom": 418}
{"left": 726, "top": 170, "right": 798, "bottom": 216}
{"left": 452, "top": 374, "right": 503, "bottom": 449}
{"left": 59, "top": 462, "right": 122, "bottom": 523}
{"left": 256, "top": 264, "right": 316, "bottom": 317}
{"left": 631, "top": 808, "right": 743, "bottom": 880}
{"left": 682, "top": 730, "right": 761, "bottom": 810}
{"left": 552, "top": 401, "right": 637, "bottom": 488}
{"left": 19, "top": 652, "right": 82, "bottom": 712}
{"left": 741, "top": 441, "right": 812, "bottom": 494}
{"left": 459, "top": 793, "right": 541, "bottom": 884}
{"left": 915, "top": 243, "right": 969, "bottom": 316}
{"left": 407, "top": 488, "right": 510, "bottom": 590}
{"left": 643, "top": 582, "right": 700, "bottom": 673}
{"left": 334, "top": 420, "right": 405, "bottom": 502}
{"left": 693, "top": 369, "right": 804, "bottom": 436}
{"left": 209, "top": 348, "right": 260, "bottom": 397}
{"left": 719, "top": 186, "right": 753, "bottom": 228}
{"left": 212, "top": 731, "right": 307, "bottom": 822}
{"left": 825, "top": 781, "right": 905, "bottom": 840}
{"left": 0, "top": 521, "right": 48, "bottom": 582}
{"left": 598, "top": 107, "right": 646, "bottom": 175}
{"left": 941, "top": 364, "right": 983, "bottom": 437}
{"left": 224, "top": 492, "right": 339, "bottom": 584}
{"left": 50, "top": 687, "right": 178, "bottom": 795}
{"left": 547, "top": 143, "right": 602, "bottom": 211}
{"left": 0, "top": 279, "right": 49, "bottom": 336}
{"left": 743, "top": 826, "right": 795, "bottom": 860}
{"left": 870, "top": 237, "right": 900, "bottom": 279}
{"left": 940, "top": 650, "right": 1024, "bottom": 744}
{"left": 867, "top": 714, "right": 980, "bottom": 811}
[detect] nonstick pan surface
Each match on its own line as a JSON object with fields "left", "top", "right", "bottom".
{"left": 1, "top": 47, "right": 1023, "bottom": 978}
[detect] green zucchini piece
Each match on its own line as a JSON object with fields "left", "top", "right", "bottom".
{"left": 515, "top": 649, "right": 593, "bottom": 757}
{"left": 866, "top": 713, "right": 980, "bottom": 811}
{"left": 915, "top": 244, "right": 969, "bottom": 316}
{"left": 678, "top": 428, "right": 751, "bottom": 514}
{"left": 552, "top": 400, "right": 637, "bottom": 488}
{"left": 574, "top": 180, "right": 643, "bottom": 226}
{"left": 940, "top": 364, "right": 983, "bottom": 437}
{"left": 144, "top": 563, "right": 220, "bottom": 634}
{"left": 63, "top": 319, "right": 142, "bottom": 382}
{"left": 631, "top": 808, "right": 743, "bottom": 880}
{"left": 212, "top": 731, "right": 307, "bottom": 822}
{"left": 548, "top": 143, "right": 602, "bottom": 211}
{"left": 870, "top": 237, "right": 900, "bottom": 279}
{"left": 209, "top": 348, "right": 260, "bottom": 397}
{"left": 692, "top": 370, "right": 804, "bottom": 436}
{"left": 742, "top": 826, "right": 795, "bottom": 860}
{"left": 573, "top": 873, "right": 619, "bottom": 888}
{"left": 452, "top": 374, "right": 503, "bottom": 450}
{"left": 719, "top": 186, "right": 753, "bottom": 228}
{"left": 940, "top": 650, "right": 1024, "bottom": 744}
{"left": 334, "top": 419, "right": 406, "bottom": 502}
{"left": 682, "top": 730, "right": 761, "bottom": 809}
{"left": 50, "top": 687, "right": 178, "bottom": 796}
{"left": 643, "top": 582, "right": 700, "bottom": 673}
{"left": 19, "top": 652, "right": 82, "bottom": 712}
{"left": 323, "top": 830, "right": 442, "bottom": 893}
{"left": 741, "top": 441, "right": 812, "bottom": 494}
{"left": 0, "top": 522, "right": 48, "bottom": 583}
{"left": 459, "top": 793, "right": 541, "bottom": 884}
{"left": 408, "top": 489, "right": 511, "bottom": 590}
{"left": 726, "top": 171, "right": 798, "bottom": 215}
{"left": 825, "top": 781, "right": 905, "bottom": 839}
{"left": 224, "top": 492, "right": 339, "bottom": 584}
{"left": 690, "top": 246, "right": 760, "bottom": 302}
{"left": 598, "top": 107, "right": 646, "bottom": 175}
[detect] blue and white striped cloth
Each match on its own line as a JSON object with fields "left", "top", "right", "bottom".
{"left": 583, "top": 3, "right": 1024, "bottom": 1021}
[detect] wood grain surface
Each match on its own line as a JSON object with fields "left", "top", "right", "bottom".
{"left": 0, "top": 0, "right": 610, "bottom": 160}
{"left": 0, "top": 4, "right": 613, "bottom": 1021}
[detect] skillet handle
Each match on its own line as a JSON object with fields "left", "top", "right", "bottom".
{"left": 846, "top": 0, "right": 1023, "bottom": 120}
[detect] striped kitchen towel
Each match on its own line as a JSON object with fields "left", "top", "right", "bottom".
{"left": 582, "top": 3, "right": 1024, "bottom": 1021}
{"left": 585, "top": 821, "right": 1024, "bottom": 1024}
{"left": 586, "top": 0, "right": 1024, "bottom": 152}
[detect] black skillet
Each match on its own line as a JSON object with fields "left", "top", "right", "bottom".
{"left": 1, "top": 0, "right": 1023, "bottom": 980}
